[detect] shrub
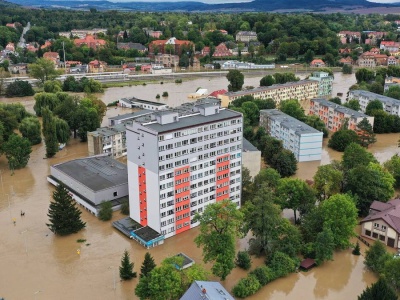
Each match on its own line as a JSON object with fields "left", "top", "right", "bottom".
{"left": 232, "top": 275, "right": 261, "bottom": 298}
{"left": 352, "top": 241, "right": 361, "bottom": 255}
{"left": 5, "top": 80, "right": 35, "bottom": 97}
{"left": 156, "top": 94, "right": 160, "bottom": 99}
{"left": 235, "top": 251, "right": 252, "bottom": 270}
{"left": 250, "top": 266, "right": 276, "bottom": 286}
{"left": 160, "top": 81, "right": 164, "bottom": 84}
{"left": 269, "top": 251, "right": 297, "bottom": 278}
{"left": 162, "top": 91, "right": 169, "bottom": 97}
{"left": 121, "top": 200, "right": 129, "bottom": 215}
{"left": 175, "top": 79, "right": 182, "bottom": 83}
{"left": 98, "top": 201, "right": 113, "bottom": 221}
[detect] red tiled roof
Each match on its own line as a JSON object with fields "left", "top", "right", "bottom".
{"left": 43, "top": 52, "right": 59, "bottom": 59}
{"left": 209, "top": 89, "right": 227, "bottom": 97}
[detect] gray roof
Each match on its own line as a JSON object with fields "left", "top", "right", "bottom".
{"left": 108, "top": 109, "right": 152, "bottom": 121}
{"left": 89, "top": 123, "right": 127, "bottom": 137}
{"left": 242, "top": 138, "right": 259, "bottom": 152}
{"left": 237, "top": 31, "right": 257, "bottom": 36}
{"left": 350, "top": 90, "right": 400, "bottom": 107}
{"left": 312, "top": 98, "right": 369, "bottom": 118}
{"left": 120, "top": 97, "right": 167, "bottom": 107}
{"left": 143, "top": 109, "right": 241, "bottom": 133}
{"left": 261, "top": 109, "right": 322, "bottom": 136}
{"left": 362, "top": 199, "right": 400, "bottom": 234}
{"left": 180, "top": 281, "right": 234, "bottom": 300}
{"left": 224, "top": 80, "right": 317, "bottom": 97}
{"left": 52, "top": 155, "right": 128, "bottom": 192}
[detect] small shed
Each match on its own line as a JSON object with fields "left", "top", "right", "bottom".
{"left": 300, "top": 258, "right": 316, "bottom": 271}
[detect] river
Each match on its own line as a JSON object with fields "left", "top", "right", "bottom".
{"left": 0, "top": 72, "right": 387, "bottom": 300}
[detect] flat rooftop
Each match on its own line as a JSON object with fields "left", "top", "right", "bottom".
{"left": 89, "top": 123, "right": 127, "bottom": 137}
{"left": 261, "top": 109, "right": 321, "bottom": 135}
{"left": 52, "top": 155, "right": 128, "bottom": 192}
{"left": 242, "top": 138, "right": 259, "bottom": 152}
{"left": 350, "top": 90, "right": 400, "bottom": 107}
{"left": 108, "top": 109, "right": 152, "bottom": 121}
{"left": 120, "top": 96, "right": 167, "bottom": 106}
{"left": 312, "top": 98, "right": 370, "bottom": 118}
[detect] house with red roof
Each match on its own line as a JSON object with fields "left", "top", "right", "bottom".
{"left": 41, "top": 41, "right": 52, "bottom": 50}
{"left": 310, "top": 59, "right": 325, "bottom": 67}
{"left": 5, "top": 42, "right": 15, "bottom": 52}
{"left": 43, "top": 52, "right": 60, "bottom": 67}
{"left": 360, "top": 199, "right": 400, "bottom": 248}
{"left": 74, "top": 35, "right": 106, "bottom": 49}
{"left": 388, "top": 56, "right": 398, "bottom": 66}
{"left": 212, "top": 43, "right": 232, "bottom": 57}
{"left": 209, "top": 89, "right": 227, "bottom": 98}
{"left": 148, "top": 37, "right": 194, "bottom": 56}
{"left": 88, "top": 60, "right": 107, "bottom": 73}
{"left": 380, "top": 41, "right": 400, "bottom": 53}
{"left": 201, "top": 46, "right": 210, "bottom": 56}
{"left": 369, "top": 47, "right": 380, "bottom": 54}
{"left": 339, "top": 57, "right": 353, "bottom": 65}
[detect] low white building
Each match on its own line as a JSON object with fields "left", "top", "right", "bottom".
{"left": 260, "top": 109, "right": 323, "bottom": 162}
{"left": 119, "top": 97, "right": 168, "bottom": 111}
{"left": 347, "top": 90, "right": 400, "bottom": 116}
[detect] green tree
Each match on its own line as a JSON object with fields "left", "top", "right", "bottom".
{"left": 358, "top": 278, "right": 398, "bottom": 300}
{"left": 42, "top": 108, "right": 58, "bottom": 158}
{"left": 194, "top": 200, "right": 243, "bottom": 280}
{"left": 355, "top": 68, "right": 374, "bottom": 83}
{"left": 232, "top": 275, "right": 261, "bottom": 298}
{"left": 54, "top": 117, "right": 70, "bottom": 144}
{"left": 279, "top": 99, "right": 306, "bottom": 121}
{"left": 226, "top": 70, "right": 244, "bottom": 92}
{"left": 370, "top": 110, "right": 391, "bottom": 133}
{"left": 383, "top": 258, "right": 400, "bottom": 291}
{"left": 328, "top": 129, "right": 360, "bottom": 152}
{"left": 384, "top": 85, "right": 400, "bottom": 100}
{"left": 253, "top": 168, "right": 281, "bottom": 192}
{"left": 356, "top": 118, "right": 376, "bottom": 148}
{"left": 119, "top": 250, "right": 137, "bottom": 280}
{"left": 276, "top": 178, "right": 316, "bottom": 223}
{"left": 33, "top": 92, "right": 60, "bottom": 117}
{"left": 19, "top": 117, "right": 42, "bottom": 145}
{"left": 314, "top": 225, "right": 335, "bottom": 265}
{"left": 342, "top": 142, "right": 377, "bottom": 171}
{"left": 343, "top": 99, "right": 361, "bottom": 111}
{"left": 319, "top": 194, "right": 358, "bottom": 249}
{"left": 304, "top": 49, "right": 315, "bottom": 64}
{"left": 313, "top": 164, "right": 344, "bottom": 200}
{"left": 3, "top": 134, "right": 32, "bottom": 170}
{"left": 270, "top": 149, "right": 297, "bottom": 177}
{"left": 366, "top": 100, "right": 384, "bottom": 115}
{"left": 305, "top": 115, "right": 328, "bottom": 138}
{"left": 269, "top": 251, "right": 297, "bottom": 278}
{"left": 98, "top": 201, "right": 113, "bottom": 221}
{"left": 346, "top": 163, "right": 395, "bottom": 216}
{"left": 384, "top": 154, "right": 400, "bottom": 188}
{"left": 262, "top": 135, "right": 283, "bottom": 165}
{"left": 352, "top": 241, "right": 361, "bottom": 255}
{"left": 5, "top": 80, "right": 35, "bottom": 97}
{"left": 0, "top": 108, "right": 18, "bottom": 141}
{"left": 235, "top": 251, "right": 252, "bottom": 270}
{"left": 249, "top": 266, "right": 276, "bottom": 286}
{"left": 43, "top": 80, "right": 62, "bottom": 93}
{"left": 329, "top": 97, "right": 342, "bottom": 105}
{"left": 29, "top": 58, "right": 61, "bottom": 84}
{"left": 260, "top": 75, "right": 275, "bottom": 87}
{"left": 365, "top": 241, "right": 392, "bottom": 274}
{"left": 241, "top": 101, "right": 260, "bottom": 126}
{"left": 46, "top": 184, "right": 86, "bottom": 235}
{"left": 241, "top": 167, "right": 253, "bottom": 204}
{"left": 140, "top": 252, "right": 157, "bottom": 278}
{"left": 342, "top": 64, "right": 353, "bottom": 74}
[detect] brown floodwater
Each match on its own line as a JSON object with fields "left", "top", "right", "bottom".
{"left": 0, "top": 72, "right": 386, "bottom": 300}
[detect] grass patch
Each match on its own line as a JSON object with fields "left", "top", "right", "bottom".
{"left": 77, "top": 239, "right": 86, "bottom": 243}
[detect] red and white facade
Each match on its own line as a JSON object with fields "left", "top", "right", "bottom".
{"left": 126, "top": 103, "right": 243, "bottom": 238}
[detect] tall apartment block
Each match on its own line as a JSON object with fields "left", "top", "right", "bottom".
{"left": 126, "top": 101, "right": 243, "bottom": 242}
{"left": 309, "top": 72, "right": 333, "bottom": 97}
{"left": 218, "top": 80, "right": 319, "bottom": 107}
{"left": 348, "top": 90, "right": 400, "bottom": 117}
{"left": 260, "top": 109, "right": 323, "bottom": 162}
{"left": 309, "top": 98, "right": 374, "bottom": 132}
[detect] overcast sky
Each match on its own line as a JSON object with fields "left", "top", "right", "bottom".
{"left": 368, "top": 0, "right": 400, "bottom": 2}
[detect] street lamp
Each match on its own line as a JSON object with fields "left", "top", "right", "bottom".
{"left": 109, "top": 266, "right": 116, "bottom": 290}
{"left": 21, "top": 229, "right": 28, "bottom": 254}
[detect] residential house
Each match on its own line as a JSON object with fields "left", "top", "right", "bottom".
{"left": 209, "top": 89, "right": 227, "bottom": 98}
{"left": 235, "top": 31, "right": 258, "bottom": 43}
{"left": 310, "top": 59, "right": 326, "bottom": 67}
{"left": 370, "top": 47, "right": 380, "bottom": 54}
{"left": 360, "top": 199, "right": 400, "bottom": 248}
{"left": 43, "top": 52, "right": 60, "bottom": 67}
{"left": 357, "top": 52, "right": 376, "bottom": 68}
{"left": 155, "top": 54, "right": 179, "bottom": 68}
{"left": 117, "top": 42, "right": 147, "bottom": 53}
{"left": 5, "top": 22, "right": 21, "bottom": 29}
{"left": 260, "top": 109, "right": 323, "bottom": 162}
{"left": 141, "top": 64, "right": 152, "bottom": 73}
{"left": 375, "top": 54, "right": 389, "bottom": 66}
{"left": 148, "top": 37, "right": 193, "bottom": 56}
{"left": 26, "top": 44, "right": 38, "bottom": 52}
{"left": 88, "top": 124, "right": 128, "bottom": 158}
{"left": 338, "top": 31, "right": 361, "bottom": 44}
{"left": 219, "top": 80, "right": 319, "bottom": 107}
{"left": 379, "top": 41, "right": 400, "bottom": 53}
{"left": 41, "top": 40, "right": 52, "bottom": 50}
{"left": 212, "top": 43, "right": 232, "bottom": 57}
{"left": 339, "top": 47, "right": 351, "bottom": 55}
{"left": 339, "top": 57, "right": 353, "bottom": 65}
{"left": 88, "top": 60, "right": 107, "bottom": 73}
{"left": 348, "top": 90, "right": 400, "bottom": 116}
{"left": 387, "top": 56, "right": 398, "bottom": 66}
{"left": 201, "top": 46, "right": 210, "bottom": 56}
{"left": 143, "top": 28, "right": 163, "bottom": 39}
{"left": 5, "top": 43, "right": 15, "bottom": 52}
{"left": 9, "top": 63, "right": 28, "bottom": 74}
{"left": 180, "top": 281, "right": 234, "bottom": 300}
{"left": 309, "top": 98, "right": 374, "bottom": 132}
{"left": 59, "top": 28, "right": 107, "bottom": 39}
{"left": 74, "top": 35, "right": 106, "bottom": 49}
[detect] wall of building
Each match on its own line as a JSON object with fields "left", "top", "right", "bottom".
{"left": 242, "top": 151, "right": 261, "bottom": 178}
{"left": 362, "top": 220, "right": 399, "bottom": 248}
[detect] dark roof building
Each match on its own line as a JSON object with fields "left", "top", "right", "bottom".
{"left": 180, "top": 281, "right": 234, "bottom": 300}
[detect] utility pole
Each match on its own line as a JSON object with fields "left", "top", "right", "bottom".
{"left": 62, "top": 41, "right": 66, "bottom": 70}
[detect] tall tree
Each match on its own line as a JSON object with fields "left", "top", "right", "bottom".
{"left": 384, "top": 154, "right": 400, "bottom": 188}
{"left": 365, "top": 100, "right": 383, "bottom": 115}
{"left": 279, "top": 99, "right": 306, "bottom": 121}
{"left": 342, "top": 142, "right": 377, "bottom": 170}
{"left": 226, "top": 70, "right": 244, "bottom": 92}
{"left": 314, "top": 225, "right": 335, "bottom": 265}
{"left": 356, "top": 118, "right": 376, "bottom": 148}
{"left": 328, "top": 129, "right": 360, "bottom": 152}
{"left": 19, "top": 117, "right": 42, "bottom": 145}
{"left": 2, "top": 134, "right": 32, "bottom": 170}
{"left": 0, "top": 108, "right": 18, "bottom": 141}
{"left": 343, "top": 100, "right": 360, "bottom": 111}
{"left": 42, "top": 108, "right": 58, "bottom": 158}
{"left": 46, "top": 184, "right": 86, "bottom": 235}
{"left": 313, "top": 164, "right": 344, "bottom": 200}
{"left": 140, "top": 252, "right": 157, "bottom": 278}
{"left": 194, "top": 199, "right": 243, "bottom": 280}
{"left": 54, "top": 117, "right": 70, "bottom": 144}
{"left": 358, "top": 278, "right": 398, "bottom": 300}
{"left": 276, "top": 178, "right": 316, "bottom": 223}
{"left": 365, "top": 241, "right": 392, "bottom": 274}
{"left": 29, "top": 58, "right": 61, "bottom": 84}
{"left": 270, "top": 149, "right": 297, "bottom": 177}
{"left": 383, "top": 258, "right": 400, "bottom": 291}
{"left": 119, "top": 250, "right": 137, "bottom": 280}
{"left": 260, "top": 75, "right": 275, "bottom": 87}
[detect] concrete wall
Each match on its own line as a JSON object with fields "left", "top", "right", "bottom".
{"left": 242, "top": 151, "right": 261, "bottom": 178}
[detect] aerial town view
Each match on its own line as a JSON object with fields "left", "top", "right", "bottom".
{"left": 1, "top": 0, "right": 400, "bottom": 299}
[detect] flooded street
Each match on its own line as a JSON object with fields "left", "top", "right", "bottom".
{"left": 0, "top": 72, "right": 387, "bottom": 299}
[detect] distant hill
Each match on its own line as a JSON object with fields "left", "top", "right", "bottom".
{"left": 2, "top": 0, "right": 393, "bottom": 12}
